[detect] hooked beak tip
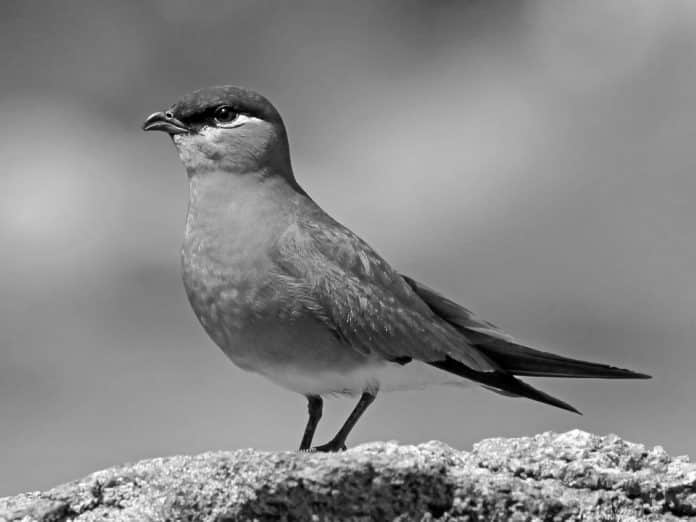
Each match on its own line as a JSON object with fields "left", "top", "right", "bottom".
{"left": 142, "top": 111, "right": 189, "bottom": 134}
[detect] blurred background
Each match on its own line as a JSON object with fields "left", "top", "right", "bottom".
{"left": 1, "top": 0, "right": 694, "bottom": 496}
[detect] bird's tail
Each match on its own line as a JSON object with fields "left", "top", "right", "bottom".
{"left": 429, "top": 356, "right": 583, "bottom": 413}
{"left": 470, "top": 340, "right": 651, "bottom": 379}
{"left": 437, "top": 342, "right": 649, "bottom": 415}
{"left": 402, "top": 273, "right": 650, "bottom": 380}
{"left": 402, "top": 274, "right": 650, "bottom": 413}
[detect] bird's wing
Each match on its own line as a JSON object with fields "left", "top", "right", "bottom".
{"left": 270, "top": 211, "right": 496, "bottom": 373}
{"left": 269, "top": 207, "right": 625, "bottom": 413}
{"left": 401, "top": 275, "right": 650, "bottom": 380}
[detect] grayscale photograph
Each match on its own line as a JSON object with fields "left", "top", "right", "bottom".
{"left": 1, "top": 1, "right": 694, "bottom": 520}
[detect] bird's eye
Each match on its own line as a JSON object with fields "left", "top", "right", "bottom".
{"left": 213, "top": 105, "right": 238, "bottom": 124}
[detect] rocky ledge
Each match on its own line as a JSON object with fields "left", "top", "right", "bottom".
{"left": 1, "top": 430, "right": 694, "bottom": 521}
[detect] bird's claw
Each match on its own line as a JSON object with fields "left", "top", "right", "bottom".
{"left": 311, "top": 441, "right": 347, "bottom": 452}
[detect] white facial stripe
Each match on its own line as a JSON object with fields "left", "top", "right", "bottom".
{"left": 216, "top": 114, "right": 260, "bottom": 129}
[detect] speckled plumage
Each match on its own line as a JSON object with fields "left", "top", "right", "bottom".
{"left": 144, "top": 86, "right": 649, "bottom": 449}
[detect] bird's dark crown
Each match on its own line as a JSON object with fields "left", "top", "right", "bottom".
{"left": 169, "top": 86, "right": 282, "bottom": 127}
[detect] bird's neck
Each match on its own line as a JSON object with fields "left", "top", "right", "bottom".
{"left": 183, "top": 170, "right": 303, "bottom": 269}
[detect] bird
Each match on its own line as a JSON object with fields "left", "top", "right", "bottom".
{"left": 142, "top": 85, "right": 650, "bottom": 452}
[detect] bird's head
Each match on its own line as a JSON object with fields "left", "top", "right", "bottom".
{"left": 143, "top": 86, "right": 293, "bottom": 179}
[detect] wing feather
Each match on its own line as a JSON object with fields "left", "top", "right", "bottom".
{"left": 401, "top": 275, "right": 650, "bottom": 379}
{"left": 270, "top": 212, "right": 495, "bottom": 373}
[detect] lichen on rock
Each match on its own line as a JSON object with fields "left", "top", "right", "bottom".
{"left": 1, "top": 430, "right": 694, "bottom": 521}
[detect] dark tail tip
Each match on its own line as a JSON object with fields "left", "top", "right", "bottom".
{"left": 429, "top": 357, "right": 583, "bottom": 414}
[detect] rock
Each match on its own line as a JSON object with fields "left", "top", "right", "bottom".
{"left": 1, "top": 430, "right": 694, "bottom": 521}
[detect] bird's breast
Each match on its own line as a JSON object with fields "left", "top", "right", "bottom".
{"left": 181, "top": 222, "right": 279, "bottom": 363}
{"left": 181, "top": 244, "right": 373, "bottom": 388}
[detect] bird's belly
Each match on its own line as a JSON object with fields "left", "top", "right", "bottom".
{"left": 184, "top": 282, "right": 366, "bottom": 389}
{"left": 182, "top": 260, "right": 470, "bottom": 396}
{"left": 207, "top": 313, "right": 375, "bottom": 394}
{"left": 265, "top": 358, "right": 472, "bottom": 396}
{"left": 189, "top": 291, "right": 469, "bottom": 396}
{"left": 203, "top": 311, "right": 470, "bottom": 396}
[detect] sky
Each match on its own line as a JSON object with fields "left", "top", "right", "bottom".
{"left": 1, "top": 0, "right": 695, "bottom": 496}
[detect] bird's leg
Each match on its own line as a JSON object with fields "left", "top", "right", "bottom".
{"left": 313, "top": 391, "right": 376, "bottom": 452}
{"left": 299, "top": 395, "right": 323, "bottom": 451}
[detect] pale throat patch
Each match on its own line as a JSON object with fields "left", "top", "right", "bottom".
{"left": 172, "top": 117, "right": 264, "bottom": 170}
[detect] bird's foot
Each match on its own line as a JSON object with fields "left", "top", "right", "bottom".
{"left": 311, "top": 440, "right": 347, "bottom": 452}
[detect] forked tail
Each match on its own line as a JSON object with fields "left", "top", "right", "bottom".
{"left": 402, "top": 274, "right": 650, "bottom": 413}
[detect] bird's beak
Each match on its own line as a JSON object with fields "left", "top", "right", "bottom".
{"left": 142, "top": 111, "right": 190, "bottom": 135}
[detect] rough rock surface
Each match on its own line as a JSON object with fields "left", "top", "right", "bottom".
{"left": 1, "top": 430, "right": 694, "bottom": 521}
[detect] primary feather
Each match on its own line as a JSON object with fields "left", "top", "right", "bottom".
{"left": 401, "top": 276, "right": 651, "bottom": 380}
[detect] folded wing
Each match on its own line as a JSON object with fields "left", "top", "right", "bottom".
{"left": 271, "top": 211, "right": 495, "bottom": 373}
{"left": 401, "top": 275, "right": 651, "bottom": 380}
